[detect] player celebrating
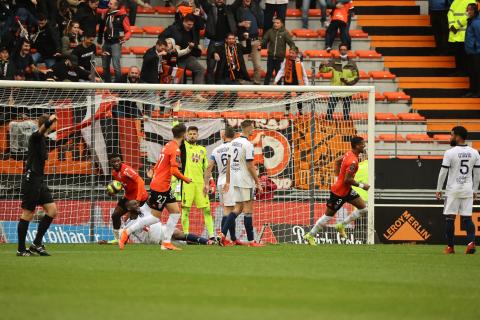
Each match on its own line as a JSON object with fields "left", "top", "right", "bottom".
{"left": 204, "top": 126, "right": 241, "bottom": 245}
{"left": 304, "top": 136, "right": 370, "bottom": 245}
{"left": 119, "top": 123, "right": 192, "bottom": 250}
{"left": 221, "top": 120, "right": 264, "bottom": 247}
{"left": 17, "top": 114, "right": 58, "bottom": 256}
{"left": 108, "top": 154, "right": 149, "bottom": 244}
{"left": 436, "top": 126, "right": 480, "bottom": 254}
{"left": 180, "top": 126, "right": 216, "bottom": 241}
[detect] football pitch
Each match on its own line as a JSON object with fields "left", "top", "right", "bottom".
{"left": 1, "top": 244, "right": 479, "bottom": 320}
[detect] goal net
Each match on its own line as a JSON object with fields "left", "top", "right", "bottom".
{"left": 0, "top": 82, "right": 375, "bottom": 245}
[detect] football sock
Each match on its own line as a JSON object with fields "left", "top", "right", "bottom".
{"left": 17, "top": 218, "right": 30, "bottom": 252}
{"left": 33, "top": 215, "right": 53, "bottom": 246}
{"left": 343, "top": 208, "right": 367, "bottom": 225}
{"left": 310, "top": 215, "right": 332, "bottom": 235}
{"left": 111, "top": 211, "right": 123, "bottom": 230}
{"left": 463, "top": 217, "right": 475, "bottom": 244}
{"left": 221, "top": 212, "right": 237, "bottom": 237}
{"left": 113, "top": 229, "right": 120, "bottom": 240}
{"left": 126, "top": 214, "right": 160, "bottom": 235}
{"left": 244, "top": 214, "right": 254, "bottom": 241}
{"left": 181, "top": 207, "right": 190, "bottom": 234}
{"left": 164, "top": 213, "right": 180, "bottom": 244}
{"left": 186, "top": 233, "right": 209, "bottom": 245}
{"left": 229, "top": 218, "right": 237, "bottom": 241}
{"left": 445, "top": 217, "right": 455, "bottom": 247}
{"left": 203, "top": 206, "right": 214, "bottom": 238}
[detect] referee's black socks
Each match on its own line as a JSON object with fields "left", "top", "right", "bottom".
{"left": 33, "top": 215, "right": 53, "bottom": 246}
{"left": 17, "top": 219, "right": 30, "bottom": 252}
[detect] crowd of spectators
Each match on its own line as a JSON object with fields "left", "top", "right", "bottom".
{"left": 0, "top": 0, "right": 476, "bottom": 95}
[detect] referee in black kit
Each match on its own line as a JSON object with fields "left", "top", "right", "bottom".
{"left": 17, "top": 114, "right": 58, "bottom": 256}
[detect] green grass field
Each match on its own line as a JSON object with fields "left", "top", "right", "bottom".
{"left": 1, "top": 244, "right": 479, "bottom": 320}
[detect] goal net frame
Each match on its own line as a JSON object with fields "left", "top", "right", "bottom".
{"left": 0, "top": 81, "right": 376, "bottom": 245}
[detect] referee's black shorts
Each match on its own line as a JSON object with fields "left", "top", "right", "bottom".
{"left": 21, "top": 174, "right": 54, "bottom": 212}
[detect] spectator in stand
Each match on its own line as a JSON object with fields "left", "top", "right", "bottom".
{"left": 262, "top": 18, "right": 296, "bottom": 85}
{"left": 429, "top": 0, "right": 453, "bottom": 54}
{"left": 302, "top": 0, "right": 327, "bottom": 29}
{"left": 125, "top": 0, "right": 153, "bottom": 26}
{"left": 74, "top": 0, "right": 100, "bottom": 36}
{"left": 159, "top": 14, "right": 206, "bottom": 95}
{"left": 320, "top": 43, "right": 359, "bottom": 120}
{"left": 98, "top": 0, "right": 131, "bottom": 82}
{"left": 0, "top": 45, "right": 15, "bottom": 80}
{"left": 274, "top": 47, "right": 309, "bottom": 115}
{"left": 47, "top": 54, "right": 99, "bottom": 82}
{"left": 116, "top": 66, "right": 144, "bottom": 117}
{"left": 31, "top": 13, "right": 62, "bottom": 68}
{"left": 232, "top": 0, "right": 263, "bottom": 85}
{"left": 141, "top": 39, "right": 168, "bottom": 84}
{"left": 448, "top": 0, "right": 470, "bottom": 75}
{"left": 71, "top": 32, "right": 96, "bottom": 73}
{"left": 256, "top": 164, "right": 277, "bottom": 201}
{"left": 198, "top": 0, "right": 237, "bottom": 84}
{"left": 11, "top": 39, "right": 39, "bottom": 80}
{"left": 464, "top": 2, "right": 480, "bottom": 97}
{"left": 61, "top": 21, "right": 82, "bottom": 55}
{"left": 56, "top": 0, "right": 75, "bottom": 36}
{"left": 264, "top": 0, "right": 288, "bottom": 32}
{"left": 325, "top": 0, "right": 353, "bottom": 52}
{"left": 210, "top": 32, "right": 251, "bottom": 108}
{"left": 14, "top": 0, "right": 39, "bottom": 27}
{"left": 0, "top": 0, "right": 14, "bottom": 40}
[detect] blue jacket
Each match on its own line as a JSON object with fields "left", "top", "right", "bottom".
{"left": 429, "top": 0, "right": 453, "bottom": 11}
{"left": 465, "top": 16, "right": 480, "bottom": 55}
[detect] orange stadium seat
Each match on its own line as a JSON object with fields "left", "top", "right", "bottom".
{"left": 355, "top": 50, "right": 382, "bottom": 59}
{"left": 352, "top": 92, "right": 386, "bottom": 101}
{"left": 137, "top": 7, "right": 156, "bottom": 14}
{"left": 350, "top": 112, "right": 368, "bottom": 120}
{"left": 130, "top": 26, "right": 144, "bottom": 34}
{"left": 196, "top": 112, "right": 220, "bottom": 118}
{"left": 286, "top": 9, "right": 301, "bottom": 17}
{"left": 176, "top": 111, "right": 196, "bottom": 118}
{"left": 369, "top": 71, "right": 396, "bottom": 80}
{"left": 378, "top": 134, "right": 406, "bottom": 142}
{"left": 406, "top": 134, "right": 433, "bottom": 142}
{"left": 433, "top": 134, "right": 451, "bottom": 142}
{"left": 376, "top": 113, "right": 399, "bottom": 121}
{"left": 246, "top": 112, "right": 269, "bottom": 119}
{"left": 291, "top": 29, "right": 318, "bottom": 38}
{"left": 130, "top": 46, "right": 149, "bottom": 55}
{"left": 142, "top": 26, "right": 165, "bottom": 35}
{"left": 304, "top": 49, "right": 331, "bottom": 58}
{"left": 155, "top": 6, "right": 176, "bottom": 14}
{"left": 221, "top": 111, "right": 246, "bottom": 119}
{"left": 383, "top": 91, "right": 411, "bottom": 101}
{"left": 330, "top": 50, "right": 356, "bottom": 58}
{"left": 237, "top": 91, "right": 259, "bottom": 99}
{"left": 397, "top": 113, "right": 425, "bottom": 121}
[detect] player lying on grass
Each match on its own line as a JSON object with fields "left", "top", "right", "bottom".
{"left": 120, "top": 211, "right": 216, "bottom": 246}
{"left": 119, "top": 123, "right": 192, "bottom": 251}
{"left": 436, "top": 126, "right": 479, "bottom": 254}
{"left": 108, "top": 154, "right": 149, "bottom": 244}
{"left": 304, "top": 136, "right": 370, "bottom": 245}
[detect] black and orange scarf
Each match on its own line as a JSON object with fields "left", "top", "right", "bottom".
{"left": 225, "top": 44, "right": 241, "bottom": 80}
{"left": 284, "top": 59, "right": 304, "bottom": 85}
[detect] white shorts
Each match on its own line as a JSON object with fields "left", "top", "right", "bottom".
{"left": 218, "top": 184, "right": 235, "bottom": 207}
{"left": 443, "top": 197, "right": 473, "bottom": 216}
{"left": 144, "top": 223, "right": 167, "bottom": 244}
{"left": 234, "top": 187, "right": 254, "bottom": 203}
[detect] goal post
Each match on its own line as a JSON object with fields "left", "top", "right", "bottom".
{"left": 0, "top": 81, "right": 375, "bottom": 245}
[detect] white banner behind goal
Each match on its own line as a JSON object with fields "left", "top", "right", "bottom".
{"left": 0, "top": 82, "right": 375, "bottom": 244}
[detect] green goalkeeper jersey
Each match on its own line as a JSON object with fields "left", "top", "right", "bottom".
{"left": 183, "top": 140, "right": 208, "bottom": 184}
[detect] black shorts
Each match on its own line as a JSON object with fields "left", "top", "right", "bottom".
{"left": 148, "top": 189, "right": 176, "bottom": 212}
{"left": 21, "top": 175, "right": 54, "bottom": 212}
{"left": 116, "top": 197, "right": 147, "bottom": 212}
{"left": 326, "top": 189, "right": 360, "bottom": 212}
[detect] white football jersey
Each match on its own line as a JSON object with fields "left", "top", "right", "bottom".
{"left": 210, "top": 141, "right": 231, "bottom": 186}
{"left": 229, "top": 136, "right": 255, "bottom": 188}
{"left": 441, "top": 145, "right": 480, "bottom": 198}
{"left": 124, "top": 221, "right": 165, "bottom": 244}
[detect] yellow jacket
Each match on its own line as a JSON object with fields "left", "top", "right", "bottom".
{"left": 352, "top": 160, "right": 368, "bottom": 201}
{"left": 448, "top": 0, "right": 469, "bottom": 42}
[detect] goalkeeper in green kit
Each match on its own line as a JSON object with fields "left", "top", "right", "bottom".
{"left": 176, "top": 125, "right": 216, "bottom": 241}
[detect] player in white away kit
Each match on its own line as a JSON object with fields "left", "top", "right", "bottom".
{"left": 221, "top": 120, "right": 264, "bottom": 247}
{"left": 436, "top": 126, "right": 480, "bottom": 254}
{"left": 204, "top": 126, "right": 244, "bottom": 246}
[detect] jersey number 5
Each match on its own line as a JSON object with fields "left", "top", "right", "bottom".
{"left": 460, "top": 159, "right": 469, "bottom": 174}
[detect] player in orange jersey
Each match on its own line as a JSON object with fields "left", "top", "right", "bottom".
{"left": 109, "top": 154, "right": 149, "bottom": 243}
{"left": 304, "top": 136, "right": 370, "bottom": 245}
{"left": 119, "top": 123, "right": 192, "bottom": 250}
